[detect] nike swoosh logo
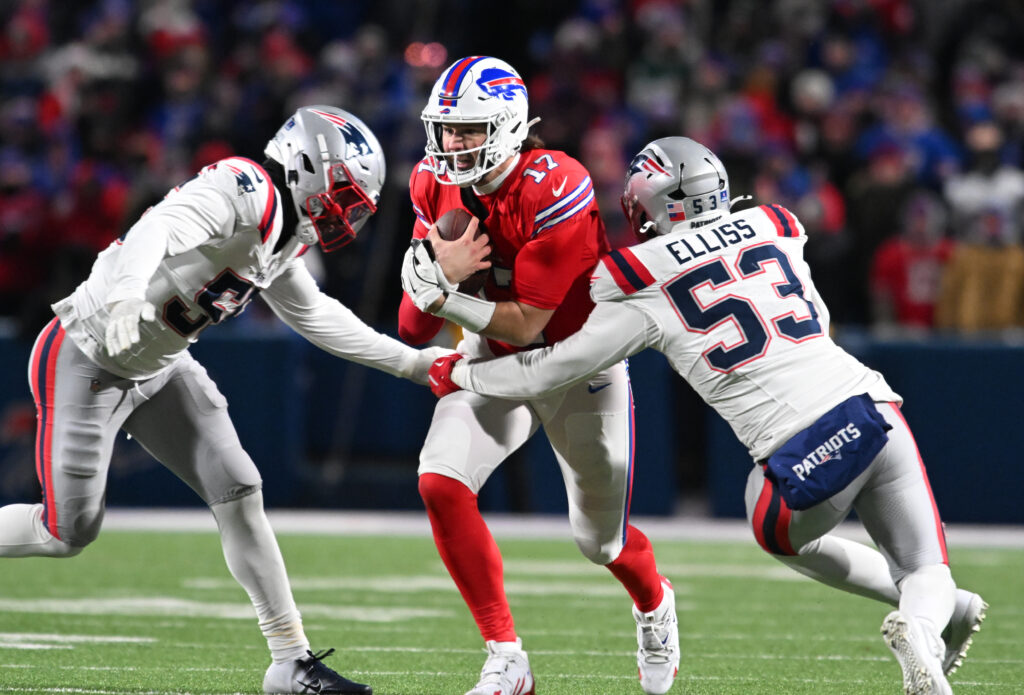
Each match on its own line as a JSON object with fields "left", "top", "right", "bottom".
{"left": 587, "top": 383, "right": 611, "bottom": 393}
{"left": 552, "top": 178, "right": 567, "bottom": 196}
{"left": 253, "top": 170, "right": 264, "bottom": 183}
{"left": 298, "top": 678, "right": 322, "bottom": 693}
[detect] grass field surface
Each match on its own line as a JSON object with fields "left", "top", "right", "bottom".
{"left": 0, "top": 512, "right": 1020, "bottom": 694}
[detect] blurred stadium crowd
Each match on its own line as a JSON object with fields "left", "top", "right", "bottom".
{"left": 2, "top": 0, "right": 1024, "bottom": 341}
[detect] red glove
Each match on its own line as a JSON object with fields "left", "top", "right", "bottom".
{"left": 428, "top": 353, "right": 464, "bottom": 398}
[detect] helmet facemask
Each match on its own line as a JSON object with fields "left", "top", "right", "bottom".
{"left": 304, "top": 159, "right": 378, "bottom": 252}
{"left": 265, "top": 105, "right": 385, "bottom": 251}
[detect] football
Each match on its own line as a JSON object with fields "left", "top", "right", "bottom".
{"left": 436, "top": 207, "right": 476, "bottom": 241}
{"left": 435, "top": 208, "right": 488, "bottom": 295}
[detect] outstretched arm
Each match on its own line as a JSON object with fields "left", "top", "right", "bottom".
{"left": 264, "top": 260, "right": 448, "bottom": 384}
{"left": 451, "top": 301, "right": 652, "bottom": 399}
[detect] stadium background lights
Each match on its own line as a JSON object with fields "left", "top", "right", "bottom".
{"left": 404, "top": 42, "right": 448, "bottom": 68}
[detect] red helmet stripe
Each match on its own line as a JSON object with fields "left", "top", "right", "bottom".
{"left": 438, "top": 55, "right": 485, "bottom": 106}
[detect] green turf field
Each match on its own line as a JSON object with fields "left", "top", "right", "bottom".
{"left": 0, "top": 524, "right": 1020, "bottom": 694}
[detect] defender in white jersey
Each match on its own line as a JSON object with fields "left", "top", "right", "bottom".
{"left": 428, "top": 138, "right": 986, "bottom": 694}
{"left": 0, "top": 106, "right": 447, "bottom": 695}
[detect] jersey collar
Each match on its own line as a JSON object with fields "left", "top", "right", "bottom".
{"left": 473, "top": 153, "right": 521, "bottom": 196}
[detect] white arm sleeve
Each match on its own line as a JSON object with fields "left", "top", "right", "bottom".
{"left": 106, "top": 183, "right": 235, "bottom": 304}
{"left": 454, "top": 301, "right": 653, "bottom": 398}
{"left": 262, "top": 260, "right": 425, "bottom": 381}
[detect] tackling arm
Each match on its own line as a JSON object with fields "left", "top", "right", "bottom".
{"left": 452, "top": 301, "right": 651, "bottom": 398}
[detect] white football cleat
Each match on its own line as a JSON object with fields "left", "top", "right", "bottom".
{"left": 882, "top": 611, "right": 952, "bottom": 695}
{"left": 942, "top": 590, "right": 987, "bottom": 675}
{"left": 464, "top": 638, "right": 535, "bottom": 695}
{"left": 633, "top": 580, "right": 679, "bottom": 695}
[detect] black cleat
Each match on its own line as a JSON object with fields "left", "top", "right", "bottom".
{"left": 263, "top": 648, "right": 372, "bottom": 694}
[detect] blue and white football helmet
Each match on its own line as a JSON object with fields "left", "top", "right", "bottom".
{"left": 265, "top": 105, "right": 385, "bottom": 251}
{"left": 421, "top": 56, "right": 532, "bottom": 187}
{"left": 621, "top": 137, "right": 731, "bottom": 240}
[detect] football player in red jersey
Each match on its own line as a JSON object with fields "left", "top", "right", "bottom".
{"left": 428, "top": 136, "right": 987, "bottom": 695}
{"left": 400, "top": 56, "right": 678, "bottom": 695}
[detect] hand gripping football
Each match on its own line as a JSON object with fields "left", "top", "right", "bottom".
{"left": 435, "top": 208, "right": 488, "bottom": 295}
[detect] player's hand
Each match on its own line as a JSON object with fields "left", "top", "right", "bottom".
{"left": 426, "top": 221, "right": 491, "bottom": 285}
{"left": 104, "top": 298, "right": 157, "bottom": 356}
{"left": 401, "top": 238, "right": 451, "bottom": 312}
{"left": 409, "top": 345, "right": 456, "bottom": 386}
{"left": 427, "top": 353, "right": 464, "bottom": 398}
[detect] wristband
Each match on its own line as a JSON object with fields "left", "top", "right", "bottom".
{"left": 435, "top": 290, "right": 496, "bottom": 334}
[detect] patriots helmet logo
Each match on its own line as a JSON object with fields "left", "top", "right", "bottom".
{"left": 476, "top": 67, "right": 527, "bottom": 101}
{"left": 627, "top": 153, "right": 670, "bottom": 179}
{"left": 309, "top": 108, "right": 375, "bottom": 158}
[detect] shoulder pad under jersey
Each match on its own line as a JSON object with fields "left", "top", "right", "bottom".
{"left": 753, "top": 203, "right": 806, "bottom": 239}
{"left": 205, "top": 157, "right": 280, "bottom": 245}
{"left": 590, "top": 246, "right": 658, "bottom": 302}
{"left": 524, "top": 152, "right": 595, "bottom": 238}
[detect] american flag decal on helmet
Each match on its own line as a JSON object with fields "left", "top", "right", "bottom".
{"left": 666, "top": 201, "right": 686, "bottom": 221}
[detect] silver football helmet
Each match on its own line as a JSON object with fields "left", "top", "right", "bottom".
{"left": 621, "top": 137, "right": 730, "bottom": 240}
{"left": 421, "top": 56, "right": 531, "bottom": 187}
{"left": 265, "top": 105, "right": 385, "bottom": 251}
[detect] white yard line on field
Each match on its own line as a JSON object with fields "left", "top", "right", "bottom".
{"left": 100, "top": 509, "right": 1024, "bottom": 547}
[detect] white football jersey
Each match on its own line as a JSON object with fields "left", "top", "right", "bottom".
{"left": 54, "top": 156, "right": 420, "bottom": 381}
{"left": 455, "top": 204, "right": 900, "bottom": 460}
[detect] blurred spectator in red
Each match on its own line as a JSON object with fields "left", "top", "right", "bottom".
{"left": 870, "top": 191, "right": 955, "bottom": 330}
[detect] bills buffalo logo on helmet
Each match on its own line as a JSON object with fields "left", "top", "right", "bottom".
{"left": 475, "top": 67, "right": 527, "bottom": 101}
{"left": 627, "top": 153, "right": 670, "bottom": 179}
{"left": 309, "top": 108, "right": 375, "bottom": 157}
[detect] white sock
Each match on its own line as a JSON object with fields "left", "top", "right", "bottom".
{"left": 779, "top": 534, "right": 900, "bottom": 604}
{"left": 0, "top": 503, "right": 80, "bottom": 557}
{"left": 211, "top": 492, "right": 309, "bottom": 663}
{"left": 899, "top": 564, "right": 956, "bottom": 643}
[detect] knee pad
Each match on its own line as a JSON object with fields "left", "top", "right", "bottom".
{"left": 210, "top": 487, "right": 265, "bottom": 530}
{"left": 58, "top": 504, "right": 104, "bottom": 549}
{"left": 573, "top": 535, "right": 619, "bottom": 565}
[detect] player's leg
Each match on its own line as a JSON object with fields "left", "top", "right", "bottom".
{"left": 744, "top": 463, "right": 902, "bottom": 604}
{"left": 418, "top": 388, "right": 538, "bottom": 695}
{"left": 540, "top": 363, "right": 677, "bottom": 695}
{"left": 122, "top": 355, "right": 370, "bottom": 694}
{"left": 856, "top": 402, "right": 960, "bottom": 690}
{"left": 0, "top": 320, "right": 126, "bottom": 558}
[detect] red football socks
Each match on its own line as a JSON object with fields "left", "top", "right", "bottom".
{"left": 606, "top": 524, "right": 665, "bottom": 612}
{"left": 418, "top": 473, "right": 517, "bottom": 642}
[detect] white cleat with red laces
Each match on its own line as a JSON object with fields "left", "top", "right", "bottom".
{"left": 464, "top": 637, "right": 535, "bottom": 695}
{"left": 633, "top": 580, "right": 679, "bottom": 695}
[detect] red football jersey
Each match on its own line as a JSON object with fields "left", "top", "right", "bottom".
{"left": 400, "top": 149, "right": 610, "bottom": 355}
{"left": 870, "top": 238, "right": 955, "bottom": 327}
